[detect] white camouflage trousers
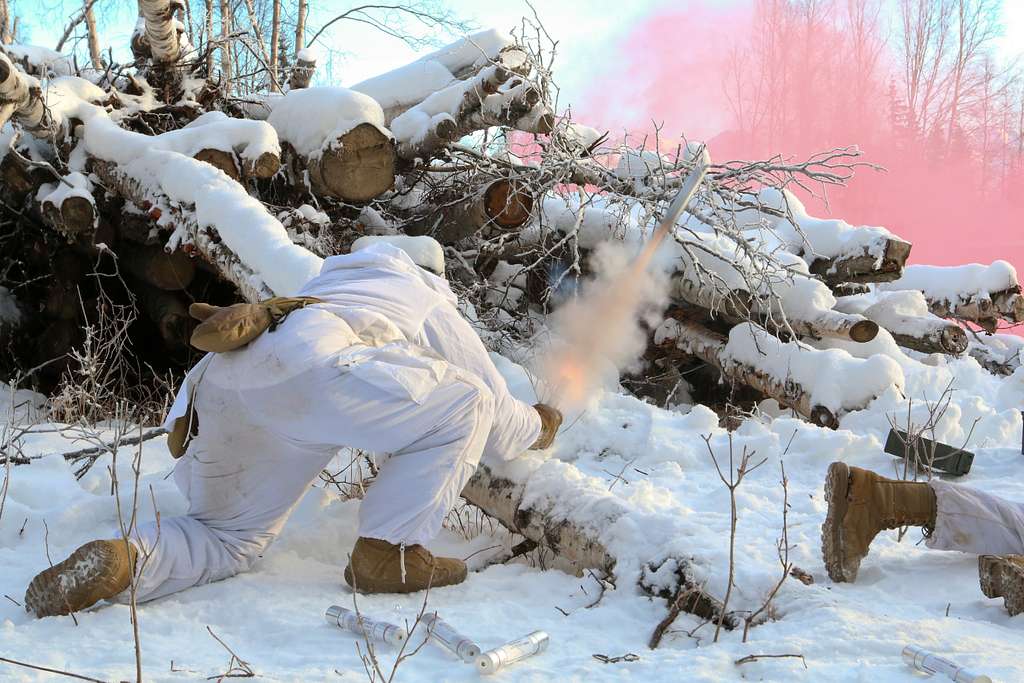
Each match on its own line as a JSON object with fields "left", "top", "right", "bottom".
{"left": 927, "top": 479, "right": 1024, "bottom": 556}
{"left": 128, "top": 347, "right": 497, "bottom": 602}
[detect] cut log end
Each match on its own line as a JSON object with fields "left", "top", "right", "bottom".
{"left": 121, "top": 245, "right": 196, "bottom": 291}
{"left": 849, "top": 319, "right": 879, "bottom": 343}
{"left": 42, "top": 195, "right": 97, "bottom": 237}
{"left": 810, "top": 405, "right": 839, "bottom": 430}
{"left": 309, "top": 123, "right": 396, "bottom": 202}
{"left": 59, "top": 196, "right": 96, "bottom": 235}
{"left": 939, "top": 326, "right": 969, "bottom": 355}
{"left": 533, "top": 112, "right": 556, "bottom": 135}
{"left": 484, "top": 179, "right": 534, "bottom": 230}
{"left": 244, "top": 151, "right": 281, "bottom": 179}
{"left": 194, "top": 148, "right": 240, "bottom": 181}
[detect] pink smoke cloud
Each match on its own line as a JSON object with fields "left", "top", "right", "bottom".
{"left": 574, "top": 1, "right": 1024, "bottom": 330}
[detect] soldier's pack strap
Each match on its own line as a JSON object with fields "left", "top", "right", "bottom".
{"left": 188, "top": 296, "right": 323, "bottom": 353}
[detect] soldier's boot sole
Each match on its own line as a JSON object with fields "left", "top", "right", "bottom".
{"left": 821, "top": 461, "right": 860, "bottom": 582}
{"left": 24, "top": 541, "right": 131, "bottom": 618}
{"left": 979, "top": 555, "right": 1024, "bottom": 617}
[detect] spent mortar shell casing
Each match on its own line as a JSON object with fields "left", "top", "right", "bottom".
{"left": 325, "top": 605, "right": 408, "bottom": 646}
{"left": 902, "top": 645, "right": 991, "bottom": 683}
{"left": 425, "top": 613, "right": 481, "bottom": 662}
{"left": 476, "top": 631, "right": 549, "bottom": 675}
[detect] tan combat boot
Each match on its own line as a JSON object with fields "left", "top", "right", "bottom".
{"left": 24, "top": 540, "right": 137, "bottom": 618}
{"left": 821, "top": 462, "right": 937, "bottom": 582}
{"left": 979, "top": 555, "right": 1024, "bottom": 616}
{"left": 343, "top": 537, "right": 467, "bottom": 594}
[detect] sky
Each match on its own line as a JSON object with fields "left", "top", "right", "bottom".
{"left": 18, "top": 0, "right": 1024, "bottom": 122}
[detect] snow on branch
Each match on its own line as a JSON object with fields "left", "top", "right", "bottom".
{"left": 352, "top": 28, "right": 517, "bottom": 122}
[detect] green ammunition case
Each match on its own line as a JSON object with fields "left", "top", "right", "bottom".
{"left": 884, "top": 428, "right": 974, "bottom": 477}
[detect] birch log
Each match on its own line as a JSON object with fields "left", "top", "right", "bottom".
{"left": 91, "top": 159, "right": 272, "bottom": 302}
{"left": 861, "top": 308, "right": 968, "bottom": 355}
{"left": 807, "top": 237, "right": 912, "bottom": 285}
{"left": 665, "top": 318, "right": 840, "bottom": 428}
{"left": 904, "top": 286, "right": 1023, "bottom": 334}
{"left": 405, "top": 178, "right": 534, "bottom": 243}
{"left": 0, "top": 52, "right": 55, "bottom": 134}
{"left": 461, "top": 458, "right": 734, "bottom": 629}
{"left": 669, "top": 274, "right": 877, "bottom": 343}
{"left": 138, "top": 0, "right": 182, "bottom": 64}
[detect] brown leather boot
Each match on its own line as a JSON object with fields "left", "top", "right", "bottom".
{"left": 24, "top": 540, "right": 137, "bottom": 618}
{"left": 979, "top": 555, "right": 1024, "bottom": 616}
{"left": 343, "top": 537, "right": 467, "bottom": 594}
{"left": 821, "top": 462, "right": 937, "bottom": 582}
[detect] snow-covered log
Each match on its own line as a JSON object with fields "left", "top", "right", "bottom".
{"left": 968, "top": 333, "right": 1023, "bottom": 376}
{"left": 669, "top": 272, "right": 753, "bottom": 322}
{"left": 89, "top": 159, "right": 272, "bottom": 302}
{"left": 0, "top": 52, "right": 55, "bottom": 134}
{"left": 394, "top": 78, "right": 549, "bottom": 161}
{"left": 406, "top": 177, "right": 534, "bottom": 244}
{"left": 659, "top": 318, "right": 837, "bottom": 428}
{"left": 670, "top": 273, "right": 876, "bottom": 343}
{"left": 4, "top": 43, "right": 74, "bottom": 78}
{"left": 835, "top": 290, "right": 968, "bottom": 355}
{"left": 268, "top": 87, "right": 395, "bottom": 201}
{"left": 288, "top": 48, "right": 317, "bottom": 90}
{"left": 781, "top": 309, "right": 879, "bottom": 343}
{"left": 735, "top": 188, "right": 911, "bottom": 284}
{"left": 138, "top": 0, "right": 184, "bottom": 64}
{"left": 807, "top": 237, "right": 912, "bottom": 285}
{"left": 881, "top": 261, "right": 1024, "bottom": 333}
{"left": 658, "top": 318, "right": 902, "bottom": 428}
{"left": 37, "top": 172, "right": 97, "bottom": 237}
{"left": 461, "top": 456, "right": 733, "bottom": 628}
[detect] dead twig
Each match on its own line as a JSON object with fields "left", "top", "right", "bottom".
{"left": 593, "top": 653, "right": 640, "bottom": 664}
{"left": 735, "top": 653, "right": 807, "bottom": 668}
{"left": 206, "top": 626, "right": 255, "bottom": 680}
{"left": 0, "top": 656, "right": 108, "bottom": 683}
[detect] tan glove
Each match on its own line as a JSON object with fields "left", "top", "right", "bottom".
{"left": 530, "top": 403, "right": 563, "bottom": 450}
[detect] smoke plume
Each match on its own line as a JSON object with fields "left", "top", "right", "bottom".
{"left": 538, "top": 242, "right": 669, "bottom": 412}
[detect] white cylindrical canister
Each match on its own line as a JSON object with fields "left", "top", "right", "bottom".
{"left": 901, "top": 645, "right": 992, "bottom": 683}
{"left": 325, "top": 605, "right": 408, "bottom": 646}
{"left": 476, "top": 631, "right": 549, "bottom": 675}
{"left": 426, "top": 613, "right": 481, "bottom": 662}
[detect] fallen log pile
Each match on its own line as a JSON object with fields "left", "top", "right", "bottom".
{"left": 0, "top": 5, "right": 1020, "bottom": 632}
{"left": 2, "top": 6, "right": 1018, "bottom": 419}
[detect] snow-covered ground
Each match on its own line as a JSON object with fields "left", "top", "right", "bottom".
{"left": 1, "top": 344, "right": 1022, "bottom": 681}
